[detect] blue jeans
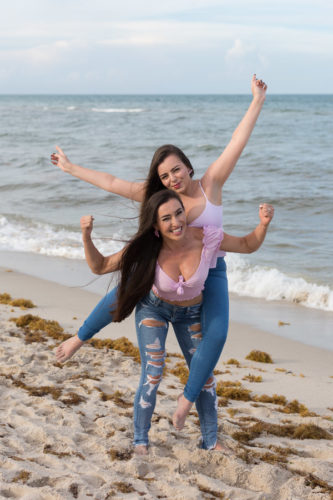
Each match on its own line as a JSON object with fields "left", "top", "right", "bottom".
{"left": 134, "top": 291, "right": 217, "bottom": 449}
{"left": 77, "top": 258, "right": 229, "bottom": 403}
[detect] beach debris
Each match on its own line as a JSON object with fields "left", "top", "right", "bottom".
{"left": 11, "top": 471, "right": 31, "bottom": 483}
{"left": 109, "top": 448, "right": 133, "bottom": 461}
{"left": 69, "top": 483, "right": 79, "bottom": 498}
{"left": 254, "top": 394, "right": 287, "bottom": 405}
{"left": 232, "top": 417, "right": 332, "bottom": 443}
{"left": 0, "top": 292, "right": 35, "bottom": 309}
{"left": 278, "top": 399, "right": 316, "bottom": 417}
{"left": 10, "top": 314, "right": 69, "bottom": 341}
{"left": 246, "top": 350, "right": 273, "bottom": 363}
{"left": 96, "top": 388, "right": 132, "bottom": 408}
{"left": 169, "top": 361, "right": 189, "bottom": 384}
{"left": 216, "top": 380, "right": 252, "bottom": 401}
{"left": 225, "top": 358, "right": 240, "bottom": 366}
{"left": 61, "top": 392, "right": 86, "bottom": 406}
{"left": 278, "top": 320, "right": 291, "bottom": 326}
{"left": 90, "top": 336, "right": 141, "bottom": 363}
{"left": 242, "top": 374, "right": 263, "bottom": 383}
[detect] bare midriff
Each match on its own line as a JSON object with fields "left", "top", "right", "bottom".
{"left": 152, "top": 289, "right": 202, "bottom": 307}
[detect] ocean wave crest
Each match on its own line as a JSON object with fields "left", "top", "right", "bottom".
{"left": 0, "top": 216, "right": 123, "bottom": 260}
{"left": 226, "top": 254, "right": 333, "bottom": 312}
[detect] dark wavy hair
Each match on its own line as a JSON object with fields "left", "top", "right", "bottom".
{"left": 140, "top": 145, "right": 194, "bottom": 223}
{"left": 113, "top": 189, "right": 185, "bottom": 322}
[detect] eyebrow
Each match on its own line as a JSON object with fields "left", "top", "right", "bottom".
{"left": 159, "top": 165, "right": 181, "bottom": 177}
{"left": 159, "top": 208, "right": 183, "bottom": 219}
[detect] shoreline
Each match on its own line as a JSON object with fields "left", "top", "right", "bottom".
{"left": 1, "top": 249, "right": 333, "bottom": 351}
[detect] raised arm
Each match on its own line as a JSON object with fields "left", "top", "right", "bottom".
{"left": 201, "top": 75, "right": 267, "bottom": 202}
{"left": 220, "top": 203, "right": 274, "bottom": 254}
{"left": 51, "top": 146, "right": 145, "bottom": 202}
{"left": 81, "top": 215, "right": 125, "bottom": 274}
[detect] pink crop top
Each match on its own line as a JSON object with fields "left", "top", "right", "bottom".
{"left": 152, "top": 226, "right": 223, "bottom": 302}
{"left": 188, "top": 182, "right": 225, "bottom": 258}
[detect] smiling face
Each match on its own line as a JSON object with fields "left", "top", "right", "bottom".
{"left": 157, "top": 154, "right": 193, "bottom": 193}
{"left": 155, "top": 198, "right": 187, "bottom": 241}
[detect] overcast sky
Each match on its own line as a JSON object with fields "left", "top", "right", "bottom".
{"left": 1, "top": 0, "right": 332, "bottom": 94}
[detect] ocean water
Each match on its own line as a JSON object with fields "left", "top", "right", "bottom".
{"left": 0, "top": 94, "right": 332, "bottom": 317}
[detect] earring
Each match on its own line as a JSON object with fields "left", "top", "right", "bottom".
{"left": 154, "top": 229, "right": 160, "bottom": 238}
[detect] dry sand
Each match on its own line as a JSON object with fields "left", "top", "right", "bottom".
{"left": 1, "top": 267, "right": 333, "bottom": 499}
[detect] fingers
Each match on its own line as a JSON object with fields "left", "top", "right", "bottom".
{"left": 80, "top": 215, "right": 94, "bottom": 230}
{"left": 55, "top": 145, "right": 64, "bottom": 154}
{"left": 253, "top": 74, "right": 267, "bottom": 90}
{"left": 259, "top": 203, "right": 274, "bottom": 218}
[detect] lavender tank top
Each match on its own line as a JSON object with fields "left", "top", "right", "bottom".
{"left": 188, "top": 181, "right": 225, "bottom": 258}
{"left": 152, "top": 226, "right": 223, "bottom": 302}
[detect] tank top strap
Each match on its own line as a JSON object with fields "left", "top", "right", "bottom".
{"left": 198, "top": 181, "right": 208, "bottom": 201}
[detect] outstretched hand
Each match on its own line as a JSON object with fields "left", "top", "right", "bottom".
{"left": 259, "top": 203, "right": 274, "bottom": 226}
{"left": 50, "top": 146, "right": 72, "bottom": 173}
{"left": 80, "top": 215, "right": 94, "bottom": 238}
{"left": 251, "top": 74, "right": 267, "bottom": 100}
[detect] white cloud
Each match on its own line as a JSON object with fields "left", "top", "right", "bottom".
{"left": 0, "top": 1, "right": 332, "bottom": 93}
{"left": 225, "top": 39, "right": 251, "bottom": 62}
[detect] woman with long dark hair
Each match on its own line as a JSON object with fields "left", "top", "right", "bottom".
{"left": 53, "top": 75, "right": 268, "bottom": 429}
{"left": 62, "top": 189, "right": 274, "bottom": 454}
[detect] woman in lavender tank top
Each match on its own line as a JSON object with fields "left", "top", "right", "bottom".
{"left": 52, "top": 75, "right": 267, "bottom": 439}
{"left": 74, "top": 190, "right": 273, "bottom": 453}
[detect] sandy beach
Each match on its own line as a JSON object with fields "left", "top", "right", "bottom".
{"left": 1, "top": 266, "right": 333, "bottom": 499}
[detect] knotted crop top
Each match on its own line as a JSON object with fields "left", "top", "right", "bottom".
{"left": 188, "top": 182, "right": 225, "bottom": 258}
{"left": 152, "top": 226, "right": 223, "bottom": 302}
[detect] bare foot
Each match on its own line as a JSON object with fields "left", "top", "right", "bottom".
{"left": 213, "top": 441, "right": 232, "bottom": 455}
{"left": 56, "top": 335, "right": 84, "bottom": 363}
{"left": 172, "top": 393, "right": 193, "bottom": 430}
{"left": 134, "top": 445, "right": 148, "bottom": 456}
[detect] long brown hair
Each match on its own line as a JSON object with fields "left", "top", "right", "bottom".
{"left": 140, "top": 145, "right": 194, "bottom": 223}
{"left": 113, "top": 189, "right": 185, "bottom": 322}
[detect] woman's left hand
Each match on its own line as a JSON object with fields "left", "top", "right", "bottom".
{"left": 259, "top": 203, "right": 274, "bottom": 226}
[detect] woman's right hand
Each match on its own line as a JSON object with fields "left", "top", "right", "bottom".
{"left": 80, "top": 215, "right": 94, "bottom": 239}
{"left": 51, "top": 146, "right": 72, "bottom": 173}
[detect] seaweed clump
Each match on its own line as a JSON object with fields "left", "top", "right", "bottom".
{"left": 90, "top": 336, "right": 140, "bottom": 363}
{"left": 226, "top": 358, "right": 240, "bottom": 366}
{"left": 109, "top": 448, "right": 133, "bottom": 461}
{"left": 10, "top": 314, "right": 71, "bottom": 342}
{"left": 169, "top": 362, "right": 189, "bottom": 385}
{"left": 0, "top": 293, "right": 35, "bottom": 309}
{"left": 232, "top": 418, "right": 332, "bottom": 443}
{"left": 246, "top": 350, "right": 273, "bottom": 363}
{"left": 97, "top": 388, "right": 132, "bottom": 408}
{"left": 197, "top": 485, "right": 225, "bottom": 498}
{"left": 278, "top": 399, "right": 316, "bottom": 417}
{"left": 243, "top": 374, "right": 263, "bottom": 383}
{"left": 216, "top": 380, "right": 252, "bottom": 401}
{"left": 1, "top": 373, "right": 62, "bottom": 400}
{"left": 11, "top": 471, "right": 31, "bottom": 483}
{"left": 254, "top": 394, "right": 287, "bottom": 405}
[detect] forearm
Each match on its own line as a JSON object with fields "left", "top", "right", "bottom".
{"left": 67, "top": 163, "right": 117, "bottom": 192}
{"left": 202, "top": 96, "right": 266, "bottom": 191}
{"left": 82, "top": 235, "right": 106, "bottom": 274}
{"left": 243, "top": 222, "right": 268, "bottom": 253}
{"left": 231, "top": 95, "right": 266, "bottom": 148}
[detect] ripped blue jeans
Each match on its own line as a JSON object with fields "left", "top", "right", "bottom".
{"left": 134, "top": 290, "right": 217, "bottom": 450}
